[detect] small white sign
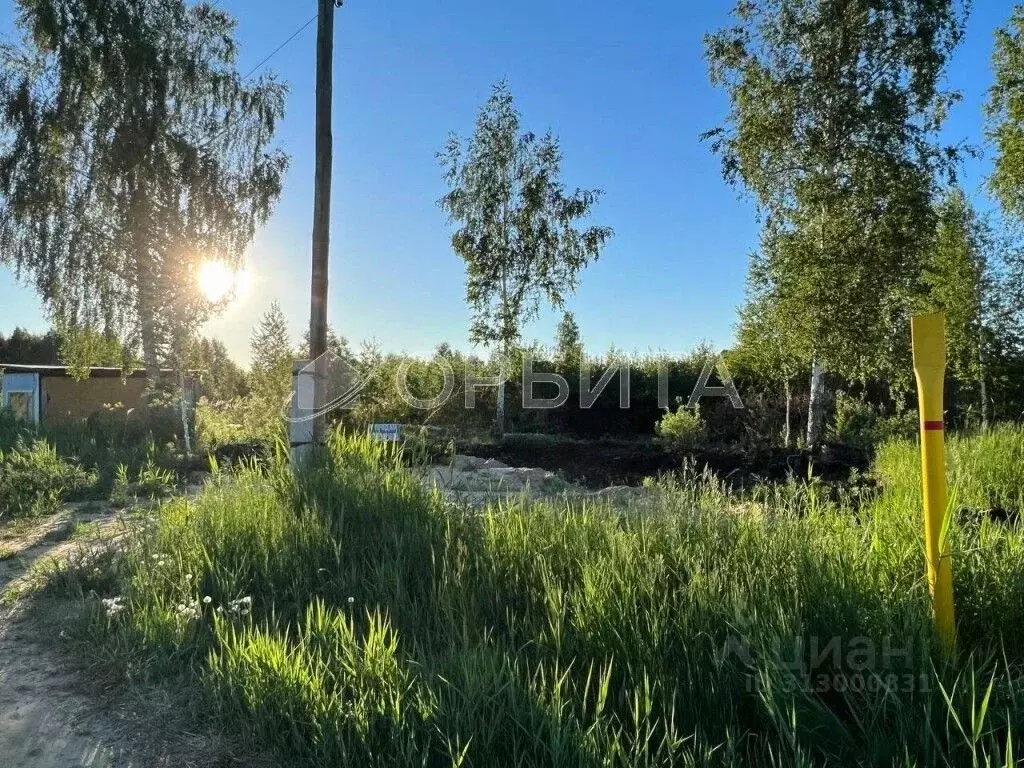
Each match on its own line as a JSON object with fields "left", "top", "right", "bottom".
{"left": 369, "top": 423, "right": 402, "bottom": 442}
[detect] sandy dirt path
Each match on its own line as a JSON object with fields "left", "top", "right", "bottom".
{"left": 0, "top": 506, "right": 225, "bottom": 768}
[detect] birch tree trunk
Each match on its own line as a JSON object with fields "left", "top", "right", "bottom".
{"left": 131, "top": 177, "right": 161, "bottom": 386}
{"left": 978, "top": 323, "right": 989, "bottom": 432}
{"left": 783, "top": 377, "right": 792, "bottom": 448}
{"left": 138, "top": 288, "right": 161, "bottom": 384}
{"left": 804, "top": 200, "right": 830, "bottom": 450}
{"left": 178, "top": 369, "right": 192, "bottom": 455}
{"left": 806, "top": 359, "right": 826, "bottom": 448}
{"left": 496, "top": 378, "right": 506, "bottom": 438}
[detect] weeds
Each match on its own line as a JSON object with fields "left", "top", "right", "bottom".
{"left": 44, "top": 430, "right": 1024, "bottom": 766}
{"left": 0, "top": 439, "right": 96, "bottom": 519}
{"left": 875, "top": 424, "right": 1024, "bottom": 515}
{"left": 110, "top": 456, "right": 177, "bottom": 507}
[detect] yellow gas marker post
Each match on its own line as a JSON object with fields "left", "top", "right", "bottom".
{"left": 911, "top": 313, "right": 955, "bottom": 653}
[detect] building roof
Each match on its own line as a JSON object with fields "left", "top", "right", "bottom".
{"left": 0, "top": 364, "right": 172, "bottom": 379}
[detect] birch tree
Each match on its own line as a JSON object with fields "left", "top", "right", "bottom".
{"left": 705, "top": 0, "right": 965, "bottom": 447}
{"left": 988, "top": 5, "right": 1024, "bottom": 226}
{"left": 734, "top": 275, "right": 803, "bottom": 447}
{"left": 922, "top": 187, "right": 1024, "bottom": 429}
{"left": 554, "top": 311, "right": 583, "bottom": 373}
{"left": 0, "top": 0, "right": 288, "bottom": 382}
{"left": 439, "top": 82, "right": 613, "bottom": 435}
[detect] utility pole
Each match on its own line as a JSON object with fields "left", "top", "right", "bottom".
{"left": 309, "top": 0, "right": 337, "bottom": 445}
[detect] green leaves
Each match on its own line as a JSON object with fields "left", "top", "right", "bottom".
{"left": 987, "top": 6, "right": 1024, "bottom": 224}
{"left": 0, "top": 0, "right": 289, "bottom": 373}
{"left": 707, "top": 0, "right": 966, "bottom": 385}
{"left": 438, "top": 81, "right": 613, "bottom": 351}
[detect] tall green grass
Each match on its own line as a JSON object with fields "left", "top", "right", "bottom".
{"left": 875, "top": 424, "right": 1024, "bottom": 514}
{"left": 60, "top": 431, "right": 1024, "bottom": 766}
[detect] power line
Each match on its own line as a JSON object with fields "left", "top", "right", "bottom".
{"left": 48, "top": 8, "right": 318, "bottom": 185}
{"left": 193, "top": 12, "right": 317, "bottom": 152}
{"left": 240, "top": 12, "right": 318, "bottom": 84}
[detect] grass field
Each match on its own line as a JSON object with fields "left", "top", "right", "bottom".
{"left": 51, "top": 430, "right": 1024, "bottom": 766}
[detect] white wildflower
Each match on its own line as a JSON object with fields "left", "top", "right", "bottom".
{"left": 224, "top": 596, "right": 253, "bottom": 618}
{"left": 175, "top": 600, "right": 201, "bottom": 621}
{"left": 101, "top": 596, "right": 126, "bottom": 617}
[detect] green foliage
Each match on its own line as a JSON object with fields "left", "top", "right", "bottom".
{"left": 195, "top": 303, "right": 297, "bottom": 448}
{"left": 345, "top": 344, "right": 496, "bottom": 439}
{"left": 831, "top": 393, "right": 917, "bottom": 450}
{"left": 923, "top": 190, "right": 987, "bottom": 380}
{"left": 554, "top": 311, "right": 583, "bottom": 372}
{"left": 109, "top": 455, "right": 176, "bottom": 507}
{"left": 39, "top": 402, "right": 184, "bottom": 494}
{"left": 918, "top": 187, "right": 1024, "bottom": 429}
{"left": 210, "top": 602, "right": 435, "bottom": 766}
{"left": 300, "top": 326, "right": 353, "bottom": 362}
{"left": 439, "top": 81, "right": 612, "bottom": 434}
{"left": 654, "top": 406, "right": 705, "bottom": 451}
{"left": 186, "top": 338, "right": 248, "bottom": 403}
{"left": 195, "top": 397, "right": 254, "bottom": 448}
{"left": 0, "top": 0, "right": 288, "bottom": 372}
{"left": 244, "top": 301, "right": 294, "bottom": 438}
{"left": 439, "top": 81, "right": 613, "bottom": 351}
{"left": 831, "top": 392, "right": 876, "bottom": 449}
{"left": 987, "top": 5, "right": 1024, "bottom": 225}
{"left": 0, "top": 405, "right": 36, "bottom": 452}
{"left": 57, "top": 323, "right": 132, "bottom": 380}
{"left": 0, "top": 438, "right": 95, "bottom": 519}
{"left": 875, "top": 423, "right": 1024, "bottom": 514}
{"left": 0, "top": 327, "right": 61, "bottom": 364}
{"left": 705, "top": 0, "right": 967, "bottom": 439}
{"left": 733, "top": 287, "right": 801, "bottom": 383}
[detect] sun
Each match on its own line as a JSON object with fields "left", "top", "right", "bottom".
{"left": 198, "top": 260, "right": 246, "bottom": 303}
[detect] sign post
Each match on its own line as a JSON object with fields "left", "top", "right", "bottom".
{"left": 290, "top": 360, "right": 315, "bottom": 464}
{"left": 368, "top": 423, "right": 402, "bottom": 443}
{"left": 911, "top": 313, "right": 955, "bottom": 653}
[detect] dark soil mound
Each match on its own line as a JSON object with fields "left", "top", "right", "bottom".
{"left": 459, "top": 435, "right": 868, "bottom": 489}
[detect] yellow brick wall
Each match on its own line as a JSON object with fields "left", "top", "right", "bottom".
{"left": 41, "top": 376, "right": 149, "bottom": 425}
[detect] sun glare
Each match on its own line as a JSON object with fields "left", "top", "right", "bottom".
{"left": 198, "top": 259, "right": 247, "bottom": 303}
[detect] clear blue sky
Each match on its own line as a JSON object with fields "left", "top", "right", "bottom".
{"left": 0, "top": 0, "right": 1009, "bottom": 366}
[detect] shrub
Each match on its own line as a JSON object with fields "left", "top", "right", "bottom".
{"left": 196, "top": 395, "right": 285, "bottom": 448}
{"left": 0, "top": 439, "right": 96, "bottom": 519}
{"left": 654, "top": 406, "right": 705, "bottom": 451}
{"left": 832, "top": 392, "right": 918, "bottom": 450}
{"left": 43, "top": 406, "right": 182, "bottom": 495}
{"left": 832, "top": 392, "right": 877, "bottom": 449}
{"left": 0, "top": 406, "right": 37, "bottom": 452}
{"left": 872, "top": 409, "right": 918, "bottom": 444}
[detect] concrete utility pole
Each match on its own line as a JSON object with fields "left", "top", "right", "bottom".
{"left": 309, "top": 0, "right": 338, "bottom": 445}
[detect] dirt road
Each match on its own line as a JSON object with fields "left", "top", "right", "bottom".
{"left": 0, "top": 507, "right": 224, "bottom": 768}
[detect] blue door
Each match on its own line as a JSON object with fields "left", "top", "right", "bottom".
{"left": 1, "top": 372, "right": 40, "bottom": 424}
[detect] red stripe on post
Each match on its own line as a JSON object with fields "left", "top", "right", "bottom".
{"left": 923, "top": 420, "right": 944, "bottom": 431}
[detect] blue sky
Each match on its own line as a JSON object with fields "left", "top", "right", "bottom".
{"left": 0, "top": 0, "right": 1010, "bottom": 365}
